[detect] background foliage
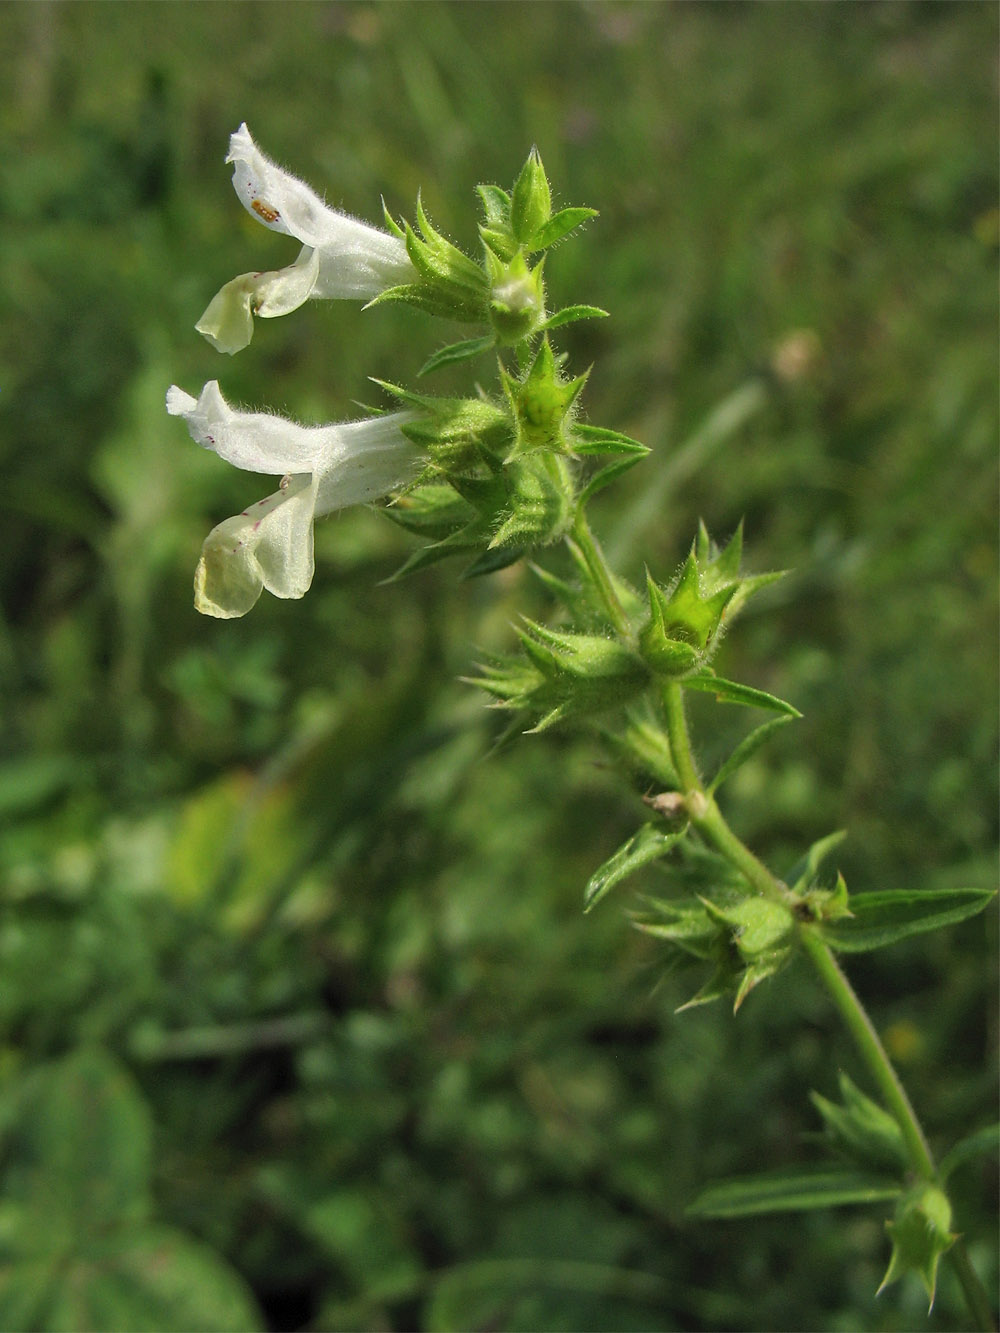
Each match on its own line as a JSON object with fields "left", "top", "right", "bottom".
{"left": 0, "top": 2, "right": 996, "bottom": 1329}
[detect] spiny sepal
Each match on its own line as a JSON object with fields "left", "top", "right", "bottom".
{"left": 638, "top": 520, "right": 784, "bottom": 680}
{"left": 810, "top": 1073, "right": 909, "bottom": 1175}
{"left": 373, "top": 380, "right": 511, "bottom": 474}
{"left": 634, "top": 890, "right": 796, "bottom": 1012}
{"left": 472, "top": 621, "right": 649, "bottom": 733}
{"left": 784, "top": 831, "right": 854, "bottom": 926}
{"left": 489, "top": 453, "right": 575, "bottom": 549}
{"left": 695, "top": 520, "right": 788, "bottom": 621}
{"left": 372, "top": 193, "right": 489, "bottom": 323}
{"left": 500, "top": 337, "right": 589, "bottom": 457}
{"left": 477, "top": 151, "right": 597, "bottom": 261}
{"left": 639, "top": 553, "right": 737, "bottom": 677}
{"left": 510, "top": 146, "right": 551, "bottom": 246}
{"left": 878, "top": 1184, "right": 956, "bottom": 1310}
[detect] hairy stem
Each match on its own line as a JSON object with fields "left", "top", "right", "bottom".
{"left": 798, "top": 930, "right": 935, "bottom": 1176}
{"left": 570, "top": 509, "right": 631, "bottom": 639}
{"left": 800, "top": 931, "right": 996, "bottom": 1331}
{"left": 565, "top": 499, "right": 993, "bottom": 1328}
{"left": 660, "top": 684, "right": 995, "bottom": 1329}
{"left": 661, "top": 680, "right": 789, "bottom": 903}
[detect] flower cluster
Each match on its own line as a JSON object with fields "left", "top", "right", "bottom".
{"left": 169, "top": 125, "right": 604, "bottom": 617}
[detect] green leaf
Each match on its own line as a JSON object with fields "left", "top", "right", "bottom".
{"left": 708, "top": 715, "right": 795, "bottom": 794}
{"left": 683, "top": 671, "right": 801, "bottom": 716}
{"left": 43, "top": 1227, "right": 262, "bottom": 1332}
{"left": 461, "top": 546, "right": 524, "bottom": 579}
{"left": 577, "top": 453, "right": 649, "bottom": 508}
{"left": 939, "top": 1123, "right": 1000, "bottom": 1183}
{"left": 571, "top": 424, "right": 649, "bottom": 457}
{"left": 3, "top": 1048, "right": 152, "bottom": 1232}
{"left": 820, "top": 887, "right": 997, "bottom": 952}
{"left": 584, "top": 824, "right": 684, "bottom": 912}
{"left": 530, "top": 206, "right": 599, "bottom": 250}
{"left": 687, "top": 1168, "right": 902, "bottom": 1219}
{"left": 418, "top": 335, "right": 496, "bottom": 377}
{"left": 810, "top": 1072, "right": 909, "bottom": 1174}
{"left": 0, "top": 1051, "right": 264, "bottom": 1332}
{"left": 539, "top": 305, "right": 609, "bottom": 331}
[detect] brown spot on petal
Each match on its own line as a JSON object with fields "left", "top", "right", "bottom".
{"left": 251, "top": 199, "right": 280, "bottom": 223}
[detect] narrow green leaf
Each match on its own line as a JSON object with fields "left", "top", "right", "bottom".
{"left": 584, "top": 824, "right": 684, "bottom": 913}
{"left": 578, "top": 454, "right": 649, "bottom": 508}
{"left": 939, "top": 1123, "right": 1000, "bottom": 1183}
{"left": 531, "top": 206, "right": 599, "bottom": 250}
{"left": 572, "top": 424, "right": 649, "bottom": 456}
{"left": 687, "top": 1168, "right": 902, "bottom": 1219}
{"left": 418, "top": 336, "right": 496, "bottom": 377}
{"left": 365, "top": 283, "right": 484, "bottom": 322}
{"left": 821, "top": 887, "right": 998, "bottom": 953}
{"left": 708, "top": 716, "right": 795, "bottom": 794}
{"left": 476, "top": 183, "right": 510, "bottom": 225}
{"left": 461, "top": 546, "right": 524, "bottom": 579}
{"left": 683, "top": 672, "right": 802, "bottom": 717}
{"left": 540, "top": 305, "right": 610, "bottom": 331}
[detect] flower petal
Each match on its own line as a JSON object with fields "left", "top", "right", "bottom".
{"left": 167, "top": 380, "right": 327, "bottom": 475}
{"left": 226, "top": 123, "right": 413, "bottom": 298}
{"left": 195, "top": 250, "right": 323, "bottom": 353}
{"left": 194, "top": 474, "right": 318, "bottom": 618}
{"left": 313, "top": 412, "right": 422, "bottom": 515}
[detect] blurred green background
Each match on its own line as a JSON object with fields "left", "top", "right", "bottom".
{"left": 1, "top": 2, "right": 996, "bottom": 1329}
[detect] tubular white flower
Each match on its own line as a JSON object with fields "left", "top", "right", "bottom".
{"left": 167, "top": 382, "right": 421, "bottom": 617}
{"left": 196, "top": 124, "right": 415, "bottom": 354}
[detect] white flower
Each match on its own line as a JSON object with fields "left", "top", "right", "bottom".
{"left": 167, "top": 381, "right": 420, "bottom": 618}
{"left": 196, "top": 123, "right": 415, "bottom": 354}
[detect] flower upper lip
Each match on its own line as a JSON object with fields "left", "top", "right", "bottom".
{"left": 225, "top": 122, "right": 414, "bottom": 291}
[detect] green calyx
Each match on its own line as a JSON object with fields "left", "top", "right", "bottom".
{"left": 375, "top": 194, "right": 489, "bottom": 323}
{"left": 477, "top": 149, "right": 597, "bottom": 263}
{"left": 373, "top": 380, "right": 511, "bottom": 474}
{"left": 810, "top": 1072, "right": 909, "bottom": 1175}
{"left": 633, "top": 891, "right": 797, "bottom": 1012}
{"left": 474, "top": 622, "right": 649, "bottom": 733}
{"left": 878, "top": 1184, "right": 956, "bottom": 1309}
{"left": 487, "top": 250, "right": 547, "bottom": 345}
{"left": 639, "top": 524, "right": 784, "bottom": 678}
{"left": 501, "top": 337, "right": 589, "bottom": 457}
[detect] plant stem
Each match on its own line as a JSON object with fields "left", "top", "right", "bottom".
{"left": 567, "top": 505, "right": 993, "bottom": 1327}
{"left": 798, "top": 930, "right": 935, "bottom": 1176}
{"left": 659, "top": 683, "right": 996, "bottom": 1329}
{"left": 660, "top": 680, "right": 789, "bottom": 903}
{"left": 570, "top": 509, "right": 631, "bottom": 639}
{"left": 799, "top": 930, "right": 997, "bottom": 1331}
{"left": 949, "top": 1243, "right": 998, "bottom": 1333}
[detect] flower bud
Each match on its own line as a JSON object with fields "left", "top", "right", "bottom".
{"left": 500, "top": 337, "right": 588, "bottom": 455}
{"left": 510, "top": 147, "right": 552, "bottom": 245}
{"left": 487, "top": 251, "right": 546, "bottom": 345}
